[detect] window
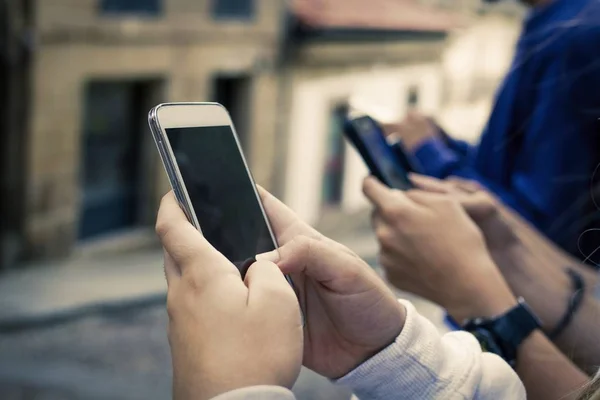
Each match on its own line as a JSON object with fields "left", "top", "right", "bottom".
{"left": 100, "top": 0, "right": 162, "bottom": 15}
{"left": 212, "top": 0, "right": 255, "bottom": 20}
{"left": 321, "top": 106, "right": 347, "bottom": 206}
{"left": 407, "top": 86, "right": 420, "bottom": 107}
{"left": 212, "top": 75, "right": 251, "bottom": 153}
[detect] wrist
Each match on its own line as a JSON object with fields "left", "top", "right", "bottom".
{"left": 336, "top": 301, "right": 407, "bottom": 379}
{"left": 450, "top": 293, "right": 518, "bottom": 324}
{"left": 499, "top": 246, "right": 572, "bottom": 331}
{"left": 448, "top": 262, "right": 519, "bottom": 323}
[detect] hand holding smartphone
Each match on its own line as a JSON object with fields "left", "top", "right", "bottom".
{"left": 342, "top": 110, "right": 417, "bottom": 190}
{"left": 148, "top": 103, "right": 283, "bottom": 278}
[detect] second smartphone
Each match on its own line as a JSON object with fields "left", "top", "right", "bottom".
{"left": 343, "top": 112, "right": 416, "bottom": 190}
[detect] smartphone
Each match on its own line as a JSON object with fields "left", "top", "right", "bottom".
{"left": 343, "top": 113, "right": 414, "bottom": 190}
{"left": 148, "top": 102, "right": 283, "bottom": 278}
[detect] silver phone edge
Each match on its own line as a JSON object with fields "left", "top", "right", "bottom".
{"left": 148, "top": 104, "right": 202, "bottom": 233}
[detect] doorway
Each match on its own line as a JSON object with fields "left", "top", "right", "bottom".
{"left": 212, "top": 75, "right": 252, "bottom": 154}
{"left": 321, "top": 105, "right": 347, "bottom": 207}
{"left": 78, "top": 79, "right": 161, "bottom": 240}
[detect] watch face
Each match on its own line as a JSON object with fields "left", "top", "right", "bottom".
{"left": 469, "top": 328, "right": 503, "bottom": 357}
{"left": 472, "top": 331, "right": 490, "bottom": 352}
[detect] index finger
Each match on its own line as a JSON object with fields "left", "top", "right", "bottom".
{"left": 362, "top": 176, "right": 414, "bottom": 213}
{"left": 256, "top": 185, "right": 318, "bottom": 244}
{"left": 408, "top": 173, "right": 453, "bottom": 194}
{"left": 156, "top": 192, "right": 235, "bottom": 277}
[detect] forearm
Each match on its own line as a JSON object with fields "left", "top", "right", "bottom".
{"left": 489, "top": 203, "right": 600, "bottom": 369}
{"left": 500, "top": 205, "right": 598, "bottom": 287}
{"left": 444, "top": 260, "right": 589, "bottom": 399}
{"left": 554, "top": 296, "right": 600, "bottom": 373}
{"left": 494, "top": 243, "right": 600, "bottom": 370}
{"left": 516, "top": 331, "right": 588, "bottom": 400}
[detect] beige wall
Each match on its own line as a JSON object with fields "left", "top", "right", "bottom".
{"left": 25, "top": 0, "right": 283, "bottom": 260}
{"left": 283, "top": 62, "right": 443, "bottom": 224}
{"left": 36, "top": 0, "right": 283, "bottom": 37}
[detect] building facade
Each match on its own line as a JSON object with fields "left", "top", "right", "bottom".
{"left": 2, "top": 0, "right": 522, "bottom": 266}
{"left": 280, "top": 0, "right": 521, "bottom": 228}
{"left": 280, "top": 0, "right": 454, "bottom": 226}
{"left": 12, "top": 0, "right": 286, "bottom": 264}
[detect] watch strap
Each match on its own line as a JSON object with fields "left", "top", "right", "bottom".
{"left": 463, "top": 298, "right": 541, "bottom": 367}
{"left": 489, "top": 298, "right": 540, "bottom": 364}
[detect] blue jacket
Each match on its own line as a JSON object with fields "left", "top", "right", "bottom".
{"left": 414, "top": 0, "right": 600, "bottom": 260}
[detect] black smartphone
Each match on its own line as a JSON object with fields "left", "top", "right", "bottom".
{"left": 390, "top": 139, "right": 421, "bottom": 176}
{"left": 343, "top": 113, "right": 414, "bottom": 190}
{"left": 149, "top": 103, "right": 282, "bottom": 278}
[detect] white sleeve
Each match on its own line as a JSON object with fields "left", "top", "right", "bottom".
{"left": 336, "top": 300, "right": 526, "bottom": 400}
{"left": 210, "top": 386, "right": 296, "bottom": 400}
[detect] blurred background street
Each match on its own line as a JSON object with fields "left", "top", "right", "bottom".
{"left": 0, "top": 228, "right": 445, "bottom": 400}
{"left": 0, "top": 0, "right": 524, "bottom": 398}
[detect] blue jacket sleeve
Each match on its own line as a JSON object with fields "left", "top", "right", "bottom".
{"left": 445, "top": 137, "right": 473, "bottom": 158}
{"left": 436, "top": 124, "right": 475, "bottom": 159}
{"left": 413, "top": 138, "right": 537, "bottom": 222}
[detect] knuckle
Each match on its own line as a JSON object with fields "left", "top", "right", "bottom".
{"left": 431, "top": 194, "right": 456, "bottom": 209}
{"left": 375, "top": 226, "right": 392, "bottom": 245}
{"left": 388, "top": 206, "right": 407, "bottom": 223}
{"left": 181, "top": 271, "right": 203, "bottom": 294}
{"left": 380, "top": 201, "right": 403, "bottom": 220}
{"left": 166, "top": 291, "right": 180, "bottom": 321}
{"left": 155, "top": 218, "right": 169, "bottom": 239}
{"left": 291, "top": 234, "right": 315, "bottom": 253}
{"left": 479, "top": 191, "right": 498, "bottom": 208}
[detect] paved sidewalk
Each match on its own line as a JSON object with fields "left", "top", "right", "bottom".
{"left": 0, "top": 228, "right": 446, "bottom": 331}
{"left": 0, "top": 229, "right": 446, "bottom": 400}
{"left": 0, "top": 231, "right": 380, "bottom": 328}
{"left": 0, "top": 250, "right": 166, "bottom": 329}
{"left": 0, "top": 231, "right": 383, "bottom": 400}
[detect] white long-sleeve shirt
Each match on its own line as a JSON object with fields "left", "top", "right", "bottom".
{"left": 212, "top": 300, "right": 526, "bottom": 400}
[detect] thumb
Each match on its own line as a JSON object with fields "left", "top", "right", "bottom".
{"left": 244, "top": 260, "right": 298, "bottom": 308}
{"left": 258, "top": 236, "right": 371, "bottom": 294}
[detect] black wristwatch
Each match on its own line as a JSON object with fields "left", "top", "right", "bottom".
{"left": 463, "top": 298, "right": 541, "bottom": 368}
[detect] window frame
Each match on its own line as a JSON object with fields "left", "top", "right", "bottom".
{"left": 211, "top": 0, "right": 256, "bottom": 21}
{"left": 98, "top": 0, "right": 163, "bottom": 17}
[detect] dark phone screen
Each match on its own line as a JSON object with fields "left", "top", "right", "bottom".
{"left": 349, "top": 117, "right": 412, "bottom": 190}
{"left": 166, "top": 126, "right": 276, "bottom": 275}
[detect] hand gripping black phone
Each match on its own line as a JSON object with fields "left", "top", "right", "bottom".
{"left": 343, "top": 112, "right": 416, "bottom": 190}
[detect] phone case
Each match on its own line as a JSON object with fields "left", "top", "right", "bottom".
{"left": 343, "top": 118, "right": 392, "bottom": 186}
{"left": 342, "top": 117, "right": 413, "bottom": 190}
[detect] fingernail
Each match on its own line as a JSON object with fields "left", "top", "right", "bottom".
{"left": 256, "top": 250, "right": 280, "bottom": 263}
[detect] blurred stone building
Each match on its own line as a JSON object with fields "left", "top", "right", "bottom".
{"left": 280, "top": 0, "right": 456, "bottom": 225}
{"left": 1, "top": 0, "right": 521, "bottom": 267}
{"left": 280, "top": 0, "right": 522, "bottom": 226}
{"left": 3, "top": 0, "right": 287, "bottom": 265}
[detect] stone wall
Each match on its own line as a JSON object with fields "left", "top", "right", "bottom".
{"left": 24, "top": 0, "right": 283, "bottom": 260}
